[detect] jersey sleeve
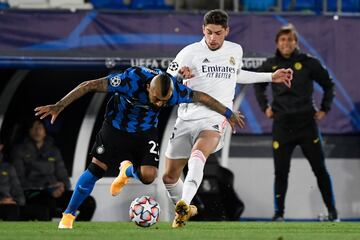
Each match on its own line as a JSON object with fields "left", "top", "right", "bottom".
{"left": 237, "top": 70, "right": 272, "bottom": 84}
{"left": 167, "top": 46, "right": 194, "bottom": 78}
{"left": 167, "top": 79, "right": 193, "bottom": 106}
{"left": 106, "top": 67, "right": 137, "bottom": 94}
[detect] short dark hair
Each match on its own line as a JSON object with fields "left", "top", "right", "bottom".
{"left": 275, "top": 24, "right": 298, "bottom": 43}
{"left": 203, "top": 9, "right": 228, "bottom": 29}
{"left": 158, "top": 73, "right": 173, "bottom": 97}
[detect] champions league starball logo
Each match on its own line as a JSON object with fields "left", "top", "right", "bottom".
{"left": 110, "top": 76, "right": 121, "bottom": 87}
{"left": 168, "top": 61, "right": 179, "bottom": 71}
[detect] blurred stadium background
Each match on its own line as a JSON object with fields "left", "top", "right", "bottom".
{"left": 0, "top": 0, "right": 359, "bottom": 222}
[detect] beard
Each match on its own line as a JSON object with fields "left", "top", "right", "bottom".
{"left": 149, "top": 102, "right": 161, "bottom": 110}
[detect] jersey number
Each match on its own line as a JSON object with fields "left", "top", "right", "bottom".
{"left": 148, "top": 140, "right": 159, "bottom": 155}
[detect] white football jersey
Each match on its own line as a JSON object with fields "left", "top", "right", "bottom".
{"left": 167, "top": 38, "right": 271, "bottom": 121}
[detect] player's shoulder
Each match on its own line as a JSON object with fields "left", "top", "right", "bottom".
{"left": 139, "top": 66, "right": 161, "bottom": 75}
{"left": 223, "top": 40, "right": 243, "bottom": 51}
{"left": 303, "top": 53, "right": 319, "bottom": 62}
{"left": 179, "top": 41, "right": 203, "bottom": 53}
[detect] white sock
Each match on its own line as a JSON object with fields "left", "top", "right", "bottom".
{"left": 164, "top": 178, "right": 184, "bottom": 206}
{"left": 181, "top": 150, "right": 206, "bottom": 205}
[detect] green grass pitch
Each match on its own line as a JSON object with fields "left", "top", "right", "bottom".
{"left": 0, "top": 221, "right": 359, "bottom": 240}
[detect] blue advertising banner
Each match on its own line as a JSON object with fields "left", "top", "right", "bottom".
{"left": 0, "top": 10, "right": 359, "bottom": 133}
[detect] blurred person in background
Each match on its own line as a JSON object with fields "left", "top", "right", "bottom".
{"left": 0, "top": 142, "right": 25, "bottom": 221}
{"left": 254, "top": 24, "right": 338, "bottom": 221}
{"left": 10, "top": 119, "right": 96, "bottom": 221}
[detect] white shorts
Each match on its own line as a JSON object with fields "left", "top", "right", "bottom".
{"left": 165, "top": 115, "right": 229, "bottom": 159}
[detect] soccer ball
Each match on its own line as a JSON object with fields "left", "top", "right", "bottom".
{"left": 129, "top": 196, "right": 160, "bottom": 227}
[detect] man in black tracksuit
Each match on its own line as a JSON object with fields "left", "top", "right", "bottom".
{"left": 254, "top": 24, "right": 338, "bottom": 221}
{"left": 11, "top": 119, "right": 96, "bottom": 221}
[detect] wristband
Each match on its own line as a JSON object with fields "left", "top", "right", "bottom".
{"left": 224, "top": 108, "right": 233, "bottom": 119}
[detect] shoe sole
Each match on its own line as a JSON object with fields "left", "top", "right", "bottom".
{"left": 58, "top": 224, "right": 73, "bottom": 229}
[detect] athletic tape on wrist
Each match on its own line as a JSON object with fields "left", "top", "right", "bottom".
{"left": 224, "top": 108, "right": 233, "bottom": 119}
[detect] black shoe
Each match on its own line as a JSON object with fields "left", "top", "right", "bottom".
{"left": 272, "top": 214, "right": 284, "bottom": 222}
{"left": 328, "top": 210, "right": 340, "bottom": 222}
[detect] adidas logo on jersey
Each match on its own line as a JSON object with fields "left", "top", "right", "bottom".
{"left": 212, "top": 125, "right": 219, "bottom": 130}
{"left": 202, "top": 58, "right": 210, "bottom": 63}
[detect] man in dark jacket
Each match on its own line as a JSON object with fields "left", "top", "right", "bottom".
{"left": 11, "top": 119, "right": 96, "bottom": 221}
{"left": 254, "top": 24, "right": 338, "bottom": 221}
{"left": 0, "top": 142, "right": 25, "bottom": 220}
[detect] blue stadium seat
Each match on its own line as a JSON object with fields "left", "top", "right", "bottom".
{"left": 0, "top": 2, "right": 9, "bottom": 9}
{"left": 282, "top": 0, "right": 322, "bottom": 13}
{"left": 155, "top": 0, "right": 174, "bottom": 9}
{"left": 90, "top": 0, "right": 130, "bottom": 9}
{"left": 130, "top": 0, "right": 174, "bottom": 10}
{"left": 327, "top": 0, "right": 360, "bottom": 12}
{"left": 242, "top": 0, "right": 276, "bottom": 11}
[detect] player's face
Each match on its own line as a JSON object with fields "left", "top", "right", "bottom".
{"left": 276, "top": 32, "right": 297, "bottom": 58}
{"left": 29, "top": 120, "right": 46, "bottom": 143}
{"left": 203, "top": 24, "right": 229, "bottom": 51}
{"left": 147, "top": 84, "right": 172, "bottom": 109}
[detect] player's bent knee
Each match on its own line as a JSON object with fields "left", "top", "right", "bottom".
{"left": 140, "top": 175, "right": 156, "bottom": 185}
{"left": 162, "top": 173, "right": 178, "bottom": 185}
{"left": 88, "top": 162, "right": 106, "bottom": 179}
{"left": 140, "top": 167, "right": 157, "bottom": 185}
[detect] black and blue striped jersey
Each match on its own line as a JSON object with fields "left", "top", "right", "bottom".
{"left": 105, "top": 66, "right": 193, "bottom": 133}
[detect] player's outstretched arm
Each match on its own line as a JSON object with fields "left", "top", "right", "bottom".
{"left": 192, "top": 90, "right": 245, "bottom": 130}
{"left": 34, "top": 78, "right": 108, "bottom": 124}
{"left": 237, "top": 68, "right": 293, "bottom": 87}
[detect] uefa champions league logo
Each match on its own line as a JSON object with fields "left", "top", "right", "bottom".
{"left": 110, "top": 76, "right": 121, "bottom": 87}
{"left": 168, "top": 61, "right": 179, "bottom": 71}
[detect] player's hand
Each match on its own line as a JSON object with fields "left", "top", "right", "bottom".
{"left": 314, "top": 110, "right": 326, "bottom": 121}
{"left": 49, "top": 182, "right": 65, "bottom": 198}
{"left": 178, "top": 66, "right": 194, "bottom": 79}
{"left": 272, "top": 68, "right": 293, "bottom": 87}
{"left": 228, "top": 111, "right": 245, "bottom": 131}
{"left": 265, "top": 106, "right": 274, "bottom": 119}
{"left": 0, "top": 197, "right": 17, "bottom": 205}
{"left": 34, "top": 104, "right": 64, "bottom": 124}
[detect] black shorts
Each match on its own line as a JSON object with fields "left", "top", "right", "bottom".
{"left": 90, "top": 121, "right": 160, "bottom": 169}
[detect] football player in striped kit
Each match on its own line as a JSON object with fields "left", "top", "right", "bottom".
{"left": 34, "top": 66, "right": 246, "bottom": 229}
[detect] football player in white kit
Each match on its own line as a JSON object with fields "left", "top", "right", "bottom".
{"left": 162, "top": 9, "right": 293, "bottom": 228}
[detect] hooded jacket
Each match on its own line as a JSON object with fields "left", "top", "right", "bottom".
{"left": 10, "top": 136, "right": 71, "bottom": 190}
{"left": 0, "top": 158, "right": 25, "bottom": 205}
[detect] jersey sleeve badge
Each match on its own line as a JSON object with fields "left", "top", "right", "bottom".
{"left": 110, "top": 75, "right": 121, "bottom": 87}
{"left": 168, "top": 61, "right": 179, "bottom": 71}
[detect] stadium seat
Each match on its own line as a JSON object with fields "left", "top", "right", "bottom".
{"left": 242, "top": 0, "right": 277, "bottom": 11}
{"left": 327, "top": 0, "right": 360, "bottom": 12}
{"left": 0, "top": 1, "right": 9, "bottom": 9}
{"left": 90, "top": 0, "right": 130, "bottom": 9}
{"left": 130, "top": 0, "right": 174, "bottom": 10}
{"left": 155, "top": 0, "right": 174, "bottom": 10}
{"left": 282, "top": 0, "right": 322, "bottom": 14}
